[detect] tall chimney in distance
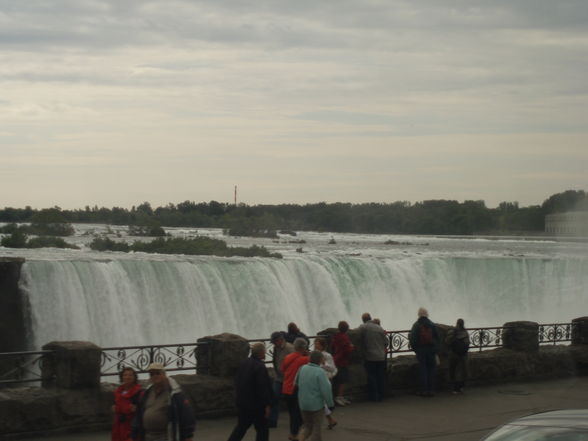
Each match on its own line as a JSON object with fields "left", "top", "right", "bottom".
{"left": 234, "top": 185, "right": 237, "bottom": 206}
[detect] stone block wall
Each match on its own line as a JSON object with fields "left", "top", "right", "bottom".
{"left": 3, "top": 316, "right": 588, "bottom": 438}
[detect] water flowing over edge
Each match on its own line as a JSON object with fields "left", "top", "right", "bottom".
{"left": 18, "top": 253, "right": 588, "bottom": 349}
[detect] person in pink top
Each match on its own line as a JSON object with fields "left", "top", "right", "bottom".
{"left": 281, "top": 338, "right": 309, "bottom": 441}
{"left": 331, "top": 321, "right": 354, "bottom": 406}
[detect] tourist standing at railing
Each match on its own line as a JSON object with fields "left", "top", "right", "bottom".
{"left": 313, "top": 337, "right": 338, "bottom": 430}
{"left": 282, "top": 338, "right": 310, "bottom": 441}
{"left": 285, "top": 322, "right": 310, "bottom": 346}
{"left": 131, "top": 362, "right": 195, "bottom": 441}
{"left": 409, "top": 307, "right": 440, "bottom": 397}
{"left": 227, "top": 343, "right": 274, "bottom": 441}
{"left": 359, "top": 312, "right": 388, "bottom": 402}
{"left": 446, "top": 318, "right": 470, "bottom": 394}
{"left": 269, "top": 331, "right": 294, "bottom": 428}
{"left": 112, "top": 367, "right": 142, "bottom": 441}
{"left": 331, "top": 320, "right": 354, "bottom": 406}
{"left": 295, "top": 351, "right": 334, "bottom": 441}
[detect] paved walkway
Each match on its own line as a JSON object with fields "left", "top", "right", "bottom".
{"left": 14, "top": 377, "right": 588, "bottom": 441}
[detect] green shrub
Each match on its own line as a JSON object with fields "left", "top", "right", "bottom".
{"left": 88, "top": 235, "right": 282, "bottom": 258}
{"left": 26, "top": 236, "right": 79, "bottom": 249}
{"left": 1, "top": 230, "right": 28, "bottom": 248}
{"left": 89, "top": 237, "right": 130, "bottom": 252}
{"left": 128, "top": 224, "right": 166, "bottom": 237}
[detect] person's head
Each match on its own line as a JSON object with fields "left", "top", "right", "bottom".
{"left": 373, "top": 318, "right": 381, "bottom": 325}
{"left": 338, "top": 320, "right": 349, "bottom": 333}
{"left": 293, "top": 337, "right": 308, "bottom": 353}
{"left": 417, "top": 307, "right": 429, "bottom": 318}
{"left": 271, "top": 331, "right": 285, "bottom": 348}
{"left": 287, "top": 322, "right": 300, "bottom": 334}
{"left": 309, "top": 350, "right": 324, "bottom": 365}
{"left": 119, "top": 367, "right": 138, "bottom": 385}
{"left": 456, "top": 318, "right": 465, "bottom": 330}
{"left": 361, "top": 312, "right": 372, "bottom": 323}
{"left": 314, "top": 337, "right": 327, "bottom": 352}
{"left": 251, "top": 342, "right": 266, "bottom": 360}
{"left": 147, "top": 362, "right": 167, "bottom": 387}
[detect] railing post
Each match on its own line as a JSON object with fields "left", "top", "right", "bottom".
{"left": 502, "top": 321, "right": 539, "bottom": 353}
{"left": 196, "top": 333, "right": 249, "bottom": 377}
{"left": 41, "top": 341, "right": 102, "bottom": 389}
{"left": 572, "top": 317, "right": 588, "bottom": 345}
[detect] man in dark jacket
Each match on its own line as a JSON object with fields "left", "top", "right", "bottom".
{"left": 131, "top": 363, "right": 195, "bottom": 441}
{"left": 409, "top": 307, "right": 440, "bottom": 397}
{"left": 227, "top": 343, "right": 274, "bottom": 441}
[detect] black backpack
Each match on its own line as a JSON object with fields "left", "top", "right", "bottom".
{"left": 451, "top": 335, "right": 469, "bottom": 355}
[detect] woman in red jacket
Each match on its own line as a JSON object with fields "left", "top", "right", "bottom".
{"left": 112, "top": 367, "right": 142, "bottom": 441}
{"left": 282, "top": 338, "right": 309, "bottom": 441}
{"left": 331, "top": 321, "right": 354, "bottom": 406}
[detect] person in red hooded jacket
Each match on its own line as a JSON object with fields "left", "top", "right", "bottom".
{"left": 112, "top": 367, "right": 142, "bottom": 441}
{"left": 331, "top": 321, "right": 354, "bottom": 406}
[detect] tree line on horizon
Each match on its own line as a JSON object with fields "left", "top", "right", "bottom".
{"left": 0, "top": 189, "right": 586, "bottom": 236}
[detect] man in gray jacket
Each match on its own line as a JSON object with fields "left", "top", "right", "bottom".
{"left": 359, "top": 312, "right": 388, "bottom": 401}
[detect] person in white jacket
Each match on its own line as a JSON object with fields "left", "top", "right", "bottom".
{"left": 314, "top": 338, "right": 338, "bottom": 429}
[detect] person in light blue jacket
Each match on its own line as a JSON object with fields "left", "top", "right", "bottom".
{"left": 295, "top": 351, "right": 335, "bottom": 441}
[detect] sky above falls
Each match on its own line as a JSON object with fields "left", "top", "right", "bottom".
{"left": 1, "top": 0, "right": 587, "bottom": 209}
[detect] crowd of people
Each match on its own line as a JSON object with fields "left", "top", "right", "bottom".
{"left": 111, "top": 311, "right": 471, "bottom": 441}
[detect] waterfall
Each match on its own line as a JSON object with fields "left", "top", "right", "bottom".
{"left": 19, "top": 255, "right": 588, "bottom": 348}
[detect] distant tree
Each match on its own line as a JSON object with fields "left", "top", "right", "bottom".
{"left": 29, "top": 208, "right": 75, "bottom": 236}
{"left": 542, "top": 190, "right": 587, "bottom": 214}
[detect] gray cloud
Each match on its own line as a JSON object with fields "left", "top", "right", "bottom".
{"left": 0, "top": 0, "right": 587, "bottom": 207}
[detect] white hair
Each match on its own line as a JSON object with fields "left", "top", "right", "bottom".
{"left": 418, "top": 307, "right": 429, "bottom": 318}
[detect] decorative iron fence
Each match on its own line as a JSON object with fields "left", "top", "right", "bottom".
{"left": 539, "top": 323, "right": 572, "bottom": 345}
{"left": 0, "top": 350, "right": 52, "bottom": 385}
{"left": 387, "top": 330, "right": 411, "bottom": 353}
{"left": 385, "top": 322, "right": 573, "bottom": 353}
{"left": 100, "top": 342, "right": 207, "bottom": 377}
{"left": 0, "top": 322, "right": 576, "bottom": 385}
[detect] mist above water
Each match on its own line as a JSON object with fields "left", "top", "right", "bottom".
{"left": 16, "top": 227, "right": 588, "bottom": 348}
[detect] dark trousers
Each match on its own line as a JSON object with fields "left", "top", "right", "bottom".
{"left": 268, "top": 381, "right": 282, "bottom": 427}
{"left": 416, "top": 351, "right": 436, "bottom": 394}
{"left": 284, "top": 392, "right": 302, "bottom": 436}
{"left": 227, "top": 406, "right": 268, "bottom": 441}
{"left": 364, "top": 360, "right": 386, "bottom": 401}
{"left": 449, "top": 355, "right": 467, "bottom": 392}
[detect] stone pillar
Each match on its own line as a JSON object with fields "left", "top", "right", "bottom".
{"left": 0, "top": 257, "right": 27, "bottom": 353}
{"left": 316, "top": 328, "right": 337, "bottom": 348}
{"left": 502, "top": 321, "right": 539, "bottom": 352}
{"left": 196, "top": 333, "right": 249, "bottom": 377}
{"left": 41, "top": 341, "right": 102, "bottom": 389}
{"left": 572, "top": 317, "right": 588, "bottom": 345}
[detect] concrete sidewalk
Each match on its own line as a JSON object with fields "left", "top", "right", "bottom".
{"left": 13, "top": 377, "right": 588, "bottom": 441}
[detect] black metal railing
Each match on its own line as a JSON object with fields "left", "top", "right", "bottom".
{"left": 100, "top": 342, "right": 207, "bottom": 377}
{"left": 386, "top": 330, "right": 412, "bottom": 353}
{"left": 0, "top": 322, "right": 576, "bottom": 385}
{"left": 385, "top": 322, "right": 573, "bottom": 353}
{"left": 539, "top": 323, "right": 572, "bottom": 345}
{"left": 0, "top": 350, "right": 52, "bottom": 385}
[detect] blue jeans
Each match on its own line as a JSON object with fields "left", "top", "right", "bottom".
{"left": 416, "top": 350, "right": 436, "bottom": 393}
{"left": 268, "top": 381, "right": 282, "bottom": 427}
{"left": 364, "top": 360, "right": 386, "bottom": 401}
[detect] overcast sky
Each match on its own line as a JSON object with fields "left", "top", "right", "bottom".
{"left": 1, "top": 0, "right": 587, "bottom": 209}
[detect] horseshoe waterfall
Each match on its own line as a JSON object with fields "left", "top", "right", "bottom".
{"left": 19, "top": 250, "right": 588, "bottom": 349}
